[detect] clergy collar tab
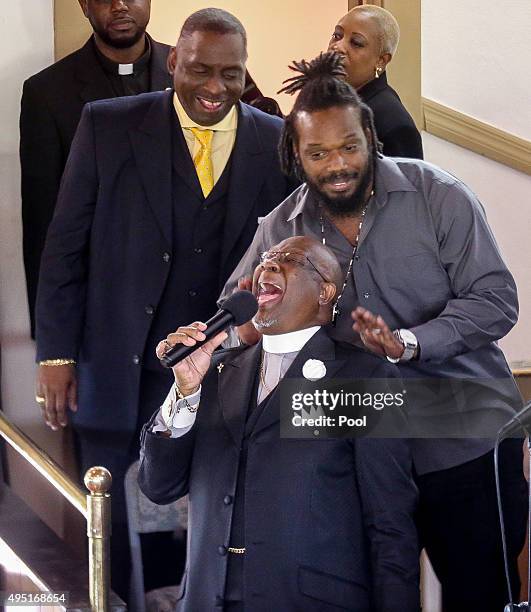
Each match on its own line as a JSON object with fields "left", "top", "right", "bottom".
{"left": 262, "top": 326, "right": 321, "bottom": 354}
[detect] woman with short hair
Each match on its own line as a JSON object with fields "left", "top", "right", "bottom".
{"left": 328, "top": 5, "right": 423, "bottom": 159}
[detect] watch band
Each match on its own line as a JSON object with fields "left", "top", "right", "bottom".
{"left": 386, "top": 329, "right": 418, "bottom": 363}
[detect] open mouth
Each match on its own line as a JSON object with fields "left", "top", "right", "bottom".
{"left": 197, "top": 96, "right": 224, "bottom": 112}
{"left": 256, "top": 281, "right": 283, "bottom": 306}
{"left": 328, "top": 179, "right": 353, "bottom": 192}
{"left": 323, "top": 174, "right": 357, "bottom": 193}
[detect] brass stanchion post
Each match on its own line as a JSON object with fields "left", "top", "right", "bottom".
{"left": 84, "top": 467, "right": 112, "bottom": 612}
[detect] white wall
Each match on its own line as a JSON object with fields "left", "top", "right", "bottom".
{"left": 422, "top": 0, "right": 531, "bottom": 140}
{"left": 422, "top": 1, "right": 531, "bottom": 365}
{"left": 0, "top": 1, "right": 73, "bottom": 537}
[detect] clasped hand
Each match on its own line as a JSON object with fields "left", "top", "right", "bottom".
{"left": 156, "top": 321, "right": 227, "bottom": 394}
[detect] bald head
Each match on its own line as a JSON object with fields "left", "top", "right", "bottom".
{"left": 275, "top": 236, "right": 343, "bottom": 294}
{"left": 252, "top": 235, "right": 343, "bottom": 334}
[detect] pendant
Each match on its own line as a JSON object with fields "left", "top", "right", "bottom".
{"left": 332, "top": 302, "right": 340, "bottom": 326}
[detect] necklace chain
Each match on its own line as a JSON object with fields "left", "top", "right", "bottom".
{"left": 320, "top": 191, "right": 373, "bottom": 325}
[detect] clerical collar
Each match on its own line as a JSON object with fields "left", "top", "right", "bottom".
{"left": 93, "top": 35, "right": 151, "bottom": 76}
{"left": 262, "top": 326, "right": 320, "bottom": 354}
{"left": 173, "top": 92, "right": 238, "bottom": 132}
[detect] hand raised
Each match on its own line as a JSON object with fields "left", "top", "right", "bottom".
{"left": 351, "top": 307, "right": 404, "bottom": 360}
{"left": 156, "top": 322, "right": 227, "bottom": 394}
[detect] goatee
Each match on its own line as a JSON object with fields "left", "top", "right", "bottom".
{"left": 305, "top": 157, "right": 374, "bottom": 218}
{"left": 92, "top": 24, "right": 146, "bottom": 50}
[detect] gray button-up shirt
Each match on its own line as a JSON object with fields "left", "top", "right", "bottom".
{"left": 221, "top": 156, "right": 521, "bottom": 473}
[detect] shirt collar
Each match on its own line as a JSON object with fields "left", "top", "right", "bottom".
{"left": 287, "top": 156, "right": 418, "bottom": 222}
{"left": 173, "top": 92, "right": 238, "bottom": 132}
{"left": 357, "top": 71, "right": 389, "bottom": 102}
{"left": 262, "top": 326, "right": 321, "bottom": 354}
{"left": 93, "top": 35, "right": 151, "bottom": 76}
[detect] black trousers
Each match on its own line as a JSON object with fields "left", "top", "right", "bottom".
{"left": 224, "top": 603, "right": 244, "bottom": 612}
{"left": 74, "top": 368, "right": 185, "bottom": 602}
{"left": 416, "top": 438, "right": 527, "bottom": 612}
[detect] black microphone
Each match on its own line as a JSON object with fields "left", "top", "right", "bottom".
{"left": 159, "top": 290, "right": 258, "bottom": 368}
{"left": 498, "top": 399, "right": 531, "bottom": 438}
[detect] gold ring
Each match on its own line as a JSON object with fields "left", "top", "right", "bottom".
{"left": 35, "top": 395, "right": 46, "bottom": 405}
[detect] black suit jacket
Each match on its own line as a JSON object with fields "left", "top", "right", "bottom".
{"left": 139, "top": 329, "right": 420, "bottom": 611}
{"left": 35, "top": 91, "right": 295, "bottom": 438}
{"left": 20, "top": 35, "right": 172, "bottom": 333}
{"left": 358, "top": 72, "right": 423, "bottom": 160}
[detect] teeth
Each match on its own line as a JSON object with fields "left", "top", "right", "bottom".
{"left": 199, "top": 97, "right": 223, "bottom": 109}
{"left": 259, "top": 281, "right": 281, "bottom": 291}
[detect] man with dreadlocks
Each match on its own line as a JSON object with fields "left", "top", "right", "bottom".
{"left": 221, "top": 52, "right": 527, "bottom": 611}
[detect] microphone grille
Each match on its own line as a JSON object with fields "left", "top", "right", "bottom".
{"left": 221, "top": 290, "right": 258, "bottom": 326}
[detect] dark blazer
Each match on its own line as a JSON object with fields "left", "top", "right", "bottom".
{"left": 358, "top": 72, "right": 423, "bottom": 160}
{"left": 35, "top": 90, "right": 295, "bottom": 437}
{"left": 139, "top": 329, "right": 420, "bottom": 611}
{"left": 20, "top": 35, "right": 172, "bottom": 332}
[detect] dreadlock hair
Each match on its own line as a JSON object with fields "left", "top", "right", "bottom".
{"left": 278, "top": 52, "right": 380, "bottom": 181}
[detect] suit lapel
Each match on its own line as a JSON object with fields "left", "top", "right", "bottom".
{"left": 221, "top": 103, "right": 268, "bottom": 267}
{"left": 218, "top": 342, "right": 262, "bottom": 447}
{"left": 252, "top": 329, "right": 346, "bottom": 437}
{"left": 129, "top": 90, "right": 173, "bottom": 247}
{"left": 75, "top": 38, "right": 116, "bottom": 104}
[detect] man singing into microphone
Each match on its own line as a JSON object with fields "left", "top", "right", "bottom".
{"left": 139, "top": 235, "right": 420, "bottom": 611}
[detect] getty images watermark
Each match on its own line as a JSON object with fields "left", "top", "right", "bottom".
{"left": 279, "top": 376, "right": 523, "bottom": 439}
{"left": 291, "top": 387, "right": 405, "bottom": 429}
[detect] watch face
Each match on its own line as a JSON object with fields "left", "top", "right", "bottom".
{"left": 400, "top": 329, "right": 417, "bottom": 347}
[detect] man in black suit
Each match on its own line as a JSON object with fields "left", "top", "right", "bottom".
{"left": 20, "top": 0, "right": 172, "bottom": 334}
{"left": 20, "top": 0, "right": 280, "bottom": 335}
{"left": 140, "top": 235, "right": 420, "bottom": 611}
{"left": 35, "top": 8, "right": 295, "bottom": 599}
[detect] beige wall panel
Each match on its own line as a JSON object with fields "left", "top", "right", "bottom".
{"left": 382, "top": 0, "right": 422, "bottom": 128}
{"left": 55, "top": 0, "right": 349, "bottom": 114}
{"left": 54, "top": 0, "right": 92, "bottom": 61}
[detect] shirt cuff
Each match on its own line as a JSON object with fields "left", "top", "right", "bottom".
{"left": 151, "top": 384, "right": 201, "bottom": 437}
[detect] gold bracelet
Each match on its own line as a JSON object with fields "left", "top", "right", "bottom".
{"left": 39, "top": 358, "right": 76, "bottom": 366}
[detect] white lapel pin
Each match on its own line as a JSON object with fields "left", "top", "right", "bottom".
{"left": 217, "top": 363, "right": 225, "bottom": 374}
{"left": 302, "top": 359, "right": 326, "bottom": 381}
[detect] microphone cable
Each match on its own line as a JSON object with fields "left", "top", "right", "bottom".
{"left": 495, "top": 427, "right": 531, "bottom": 612}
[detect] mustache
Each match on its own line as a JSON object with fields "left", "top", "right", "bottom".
{"left": 319, "top": 171, "right": 359, "bottom": 186}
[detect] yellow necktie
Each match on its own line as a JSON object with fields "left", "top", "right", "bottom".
{"left": 190, "top": 128, "right": 214, "bottom": 197}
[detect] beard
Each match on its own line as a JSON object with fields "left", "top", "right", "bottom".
{"left": 91, "top": 21, "right": 146, "bottom": 49}
{"left": 304, "top": 154, "right": 374, "bottom": 218}
{"left": 252, "top": 314, "right": 279, "bottom": 331}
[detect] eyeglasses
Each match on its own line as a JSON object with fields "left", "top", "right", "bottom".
{"left": 259, "top": 251, "right": 330, "bottom": 282}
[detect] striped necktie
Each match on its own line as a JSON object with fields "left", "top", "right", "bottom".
{"left": 190, "top": 127, "right": 214, "bottom": 197}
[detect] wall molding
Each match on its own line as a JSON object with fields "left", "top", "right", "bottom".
{"left": 422, "top": 98, "right": 531, "bottom": 175}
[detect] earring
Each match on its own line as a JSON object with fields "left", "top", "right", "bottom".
{"left": 375, "top": 66, "right": 382, "bottom": 79}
